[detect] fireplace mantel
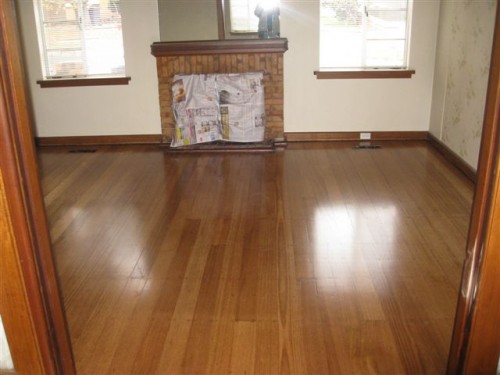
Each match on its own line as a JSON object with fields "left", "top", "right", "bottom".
{"left": 151, "top": 38, "right": 288, "bottom": 144}
{"left": 151, "top": 38, "right": 288, "bottom": 57}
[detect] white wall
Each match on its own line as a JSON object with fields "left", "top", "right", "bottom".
{"left": 429, "top": 0, "right": 496, "bottom": 169}
{"left": 17, "top": 0, "right": 444, "bottom": 138}
{"left": 158, "top": 0, "right": 218, "bottom": 41}
{"left": 281, "top": 0, "right": 440, "bottom": 133}
{"left": 0, "top": 317, "right": 13, "bottom": 371}
{"left": 17, "top": 0, "right": 161, "bottom": 137}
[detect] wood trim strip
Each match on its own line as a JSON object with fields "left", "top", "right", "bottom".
{"left": 464, "top": 148, "right": 500, "bottom": 373}
{"left": 285, "top": 131, "right": 428, "bottom": 142}
{"left": 0, "top": 170, "right": 44, "bottom": 374}
{"left": 0, "top": 0, "right": 75, "bottom": 372}
{"left": 1, "top": 72, "right": 46, "bottom": 375}
{"left": 427, "top": 133, "right": 477, "bottom": 183}
{"left": 216, "top": 0, "right": 225, "bottom": 40}
{"left": 151, "top": 38, "right": 288, "bottom": 56}
{"left": 314, "top": 69, "right": 415, "bottom": 79}
{"left": 36, "top": 134, "right": 162, "bottom": 146}
{"left": 447, "top": 4, "right": 500, "bottom": 373}
{"left": 37, "top": 76, "right": 131, "bottom": 88}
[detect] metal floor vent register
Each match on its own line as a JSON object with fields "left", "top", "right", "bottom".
{"left": 353, "top": 142, "right": 382, "bottom": 150}
{"left": 68, "top": 149, "right": 97, "bottom": 153}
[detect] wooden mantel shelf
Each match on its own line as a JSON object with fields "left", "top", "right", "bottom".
{"left": 151, "top": 38, "right": 288, "bottom": 57}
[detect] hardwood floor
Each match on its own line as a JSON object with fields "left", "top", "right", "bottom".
{"left": 38, "top": 141, "right": 473, "bottom": 374}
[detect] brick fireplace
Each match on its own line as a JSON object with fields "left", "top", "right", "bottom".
{"left": 151, "top": 39, "right": 288, "bottom": 144}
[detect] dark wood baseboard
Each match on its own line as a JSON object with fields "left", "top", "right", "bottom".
{"left": 285, "top": 131, "right": 428, "bottom": 142}
{"left": 36, "top": 134, "right": 162, "bottom": 146}
{"left": 35, "top": 132, "right": 476, "bottom": 182}
{"left": 36, "top": 135, "right": 288, "bottom": 153}
{"left": 427, "top": 133, "right": 476, "bottom": 183}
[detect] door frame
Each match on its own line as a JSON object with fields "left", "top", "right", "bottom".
{"left": 447, "top": 3, "right": 500, "bottom": 373}
{"left": 0, "top": 0, "right": 75, "bottom": 373}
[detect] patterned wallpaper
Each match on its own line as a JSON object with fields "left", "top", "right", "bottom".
{"left": 430, "top": 0, "right": 496, "bottom": 169}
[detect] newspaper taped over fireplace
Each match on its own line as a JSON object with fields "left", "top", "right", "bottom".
{"left": 217, "top": 73, "right": 265, "bottom": 143}
{"left": 171, "top": 74, "right": 221, "bottom": 147}
{"left": 171, "top": 72, "right": 265, "bottom": 147}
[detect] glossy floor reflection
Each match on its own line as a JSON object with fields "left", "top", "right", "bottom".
{"left": 39, "top": 141, "right": 473, "bottom": 374}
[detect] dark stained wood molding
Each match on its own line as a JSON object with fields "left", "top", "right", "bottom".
{"left": 37, "top": 76, "right": 131, "bottom": 88}
{"left": 427, "top": 133, "right": 477, "bottom": 183}
{"left": 285, "top": 131, "right": 428, "bottom": 142}
{"left": 151, "top": 38, "right": 288, "bottom": 57}
{"left": 36, "top": 134, "right": 162, "bottom": 147}
{"left": 314, "top": 69, "right": 415, "bottom": 79}
{"left": 1, "top": 59, "right": 47, "bottom": 375}
{"left": 462, "top": 149, "right": 500, "bottom": 373}
{"left": 447, "top": 4, "right": 500, "bottom": 374}
{"left": 216, "top": 0, "right": 225, "bottom": 40}
{"left": 0, "top": 0, "right": 75, "bottom": 373}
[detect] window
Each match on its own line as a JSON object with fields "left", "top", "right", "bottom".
{"left": 34, "top": 0, "right": 125, "bottom": 79}
{"left": 320, "top": 0, "right": 410, "bottom": 69}
{"left": 226, "top": 0, "right": 279, "bottom": 34}
{"left": 229, "top": 0, "right": 259, "bottom": 33}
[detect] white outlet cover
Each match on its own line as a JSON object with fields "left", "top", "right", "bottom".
{"left": 360, "top": 132, "right": 371, "bottom": 140}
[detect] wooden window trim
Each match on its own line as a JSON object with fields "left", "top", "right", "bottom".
{"left": 36, "top": 76, "right": 131, "bottom": 88}
{"left": 314, "top": 69, "right": 415, "bottom": 79}
{"left": 217, "top": 0, "right": 225, "bottom": 39}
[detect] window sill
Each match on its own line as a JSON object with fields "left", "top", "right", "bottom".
{"left": 36, "top": 76, "right": 131, "bottom": 88}
{"left": 313, "top": 69, "right": 415, "bottom": 79}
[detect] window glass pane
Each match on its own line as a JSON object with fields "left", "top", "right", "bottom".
{"left": 366, "top": 10, "right": 407, "bottom": 39}
{"left": 320, "top": 0, "right": 409, "bottom": 69}
{"left": 320, "top": 27, "right": 364, "bottom": 68}
{"left": 40, "top": 0, "right": 72, "bottom": 22}
{"left": 43, "top": 22, "right": 81, "bottom": 50}
{"left": 230, "top": 0, "right": 259, "bottom": 32}
{"left": 84, "top": 24, "right": 125, "bottom": 75}
{"left": 320, "top": 0, "right": 362, "bottom": 27}
{"left": 366, "top": 39, "right": 405, "bottom": 67}
{"left": 47, "top": 50, "right": 85, "bottom": 77}
{"left": 229, "top": 0, "right": 280, "bottom": 33}
{"left": 35, "top": 0, "right": 125, "bottom": 78}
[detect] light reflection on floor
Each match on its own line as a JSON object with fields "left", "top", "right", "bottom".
{"left": 312, "top": 204, "right": 398, "bottom": 280}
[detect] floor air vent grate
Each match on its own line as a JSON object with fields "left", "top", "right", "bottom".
{"left": 68, "top": 149, "right": 97, "bottom": 153}
{"left": 353, "top": 143, "right": 381, "bottom": 150}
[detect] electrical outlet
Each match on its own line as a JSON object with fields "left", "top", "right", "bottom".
{"left": 360, "top": 132, "right": 371, "bottom": 140}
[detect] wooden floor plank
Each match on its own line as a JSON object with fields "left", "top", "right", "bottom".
{"left": 38, "top": 141, "right": 474, "bottom": 374}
